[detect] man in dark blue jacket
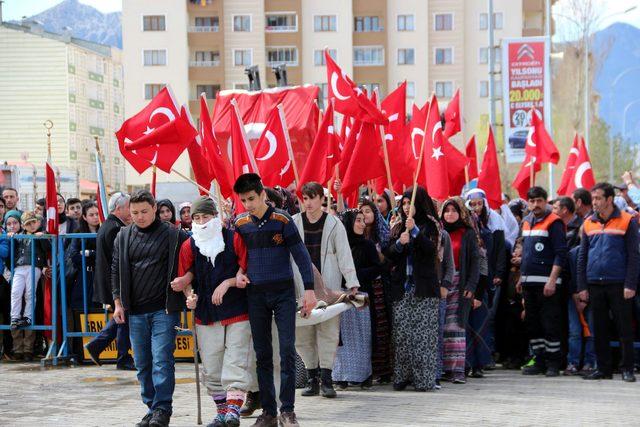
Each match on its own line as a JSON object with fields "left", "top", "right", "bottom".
{"left": 578, "top": 182, "right": 638, "bottom": 382}
{"left": 519, "top": 186, "right": 567, "bottom": 377}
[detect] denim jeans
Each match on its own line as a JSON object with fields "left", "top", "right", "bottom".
{"left": 87, "top": 316, "right": 133, "bottom": 366}
{"left": 567, "top": 298, "right": 596, "bottom": 367}
{"left": 247, "top": 287, "right": 297, "bottom": 417}
{"left": 129, "top": 310, "right": 180, "bottom": 415}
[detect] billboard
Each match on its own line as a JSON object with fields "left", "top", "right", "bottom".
{"left": 502, "top": 37, "right": 550, "bottom": 163}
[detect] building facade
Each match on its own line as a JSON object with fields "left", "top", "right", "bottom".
{"left": 122, "top": 0, "right": 551, "bottom": 187}
{"left": 0, "top": 20, "right": 126, "bottom": 194}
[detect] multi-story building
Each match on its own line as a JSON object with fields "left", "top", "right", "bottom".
{"left": 123, "top": 0, "right": 551, "bottom": 188}
{"left": 0, "top": 19, "right": 126, "bottom": 195}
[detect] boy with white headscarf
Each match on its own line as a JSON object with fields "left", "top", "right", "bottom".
{"left": 170, "top": 196, "right": 254, "bottom": 427}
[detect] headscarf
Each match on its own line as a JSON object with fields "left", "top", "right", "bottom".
{"left": 464, "top": 188, "right": 505, "bottom": 233}
{"left": 395, "top": 186, "right": 443, "bottom": 262}
{"left": 500, "top": 204, "right": 519, "bottom": 247}
{"left": 340, "top": 209, "right": 368, "bottom": 266}
{"left": 276, "top": 186, "right": 299, "bottom": 215}
{"left": 379, "top": 190, "right": 393, "bottom": 222}
{"left": 440, "top": 197, "right": 473, "bottom": 233}
{"left": 359, "top": 199, "right": 390, "bottom": 249}
{"left": 156, "top": 199, "right": 177, "bottom": 224}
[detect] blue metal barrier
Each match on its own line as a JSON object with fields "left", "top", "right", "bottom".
{"left": 0, "top": 233, "right": 59, "bottom": 365}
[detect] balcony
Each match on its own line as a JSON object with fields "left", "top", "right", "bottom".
{"left": 188, "top": 25, "right": 219, "bottom": 32}
{"left": 265, "top": 25, "right": 297, "bottom": 33}
{"left": 189, "top": 60, "right": 220, "bottom": 67}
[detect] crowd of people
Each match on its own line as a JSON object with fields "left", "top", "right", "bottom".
{"left": 1, "top": 172, "right": 640, "bottom": 427}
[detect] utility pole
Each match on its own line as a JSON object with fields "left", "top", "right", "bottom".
{"left": 546, "top": 0, "right": 554, "bottom": 194}
{"left": 488, "top": 0, "right": 497, "bottom": 129}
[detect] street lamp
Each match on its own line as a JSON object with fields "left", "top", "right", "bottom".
{"left": 609, "top": 66, "right": 640, "bottom": 181}
{"left": 622, "top": 99, "right": 640, "bottom": 140}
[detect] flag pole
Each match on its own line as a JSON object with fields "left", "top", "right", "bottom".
{"left": 151, "top": 165, "right": 157, "bottom": 197}
{"left": 409, "top": 94, "right": 435, "bottom": 217}
{"left": 464, "top": 165, "right": 470, "bottom": 187}
{"left": 45, "top": 120, "right": 53, "bottom": 159}
{"left": 213, "top": 180, "right": 225, "bottom": 222}
{"left": 530, "top": 161, "right": 535, "bottom": 188}
{"left": 171, "top": 168, "right": 214, "bottom": 197}
{"left": 373, "top": 88, "right": 396, "bottom": 210}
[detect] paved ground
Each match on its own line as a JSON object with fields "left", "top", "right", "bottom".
{"left": 0, "top": 361, "right": 638, "bottom": 426}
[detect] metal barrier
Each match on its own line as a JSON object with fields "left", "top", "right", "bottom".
{"left": 0, "top": 233, "right": 59, "bottom": 365}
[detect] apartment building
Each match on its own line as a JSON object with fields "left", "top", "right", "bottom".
{"left": 123, "top": 0, "right": 550, "bottom": 187}
{"left": 0, "top": 20, "right": 126, "bottom": 193}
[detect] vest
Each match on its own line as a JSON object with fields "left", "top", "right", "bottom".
{"left": 583, "top": 210, "right": 632, "bottom": 284}
{"left": 520, "top": 212, "right": 563, "bottom": 286}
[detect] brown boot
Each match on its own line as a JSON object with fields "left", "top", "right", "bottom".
{"left": 279, "top": 411, "right": 300, "bottom": 427}
{"left": 240, "top": 391, "right": 261, "bottom": 417}
{"left": 250, "top": 410, "right": 278, "bottom": 427}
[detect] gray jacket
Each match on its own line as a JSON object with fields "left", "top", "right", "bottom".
{"left": 440, "top": 230, "right": 454, "bottom": 289}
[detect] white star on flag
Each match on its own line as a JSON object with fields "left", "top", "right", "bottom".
{"left": 432, "top": 146, "right": 444, "bottom": 161}
{"left": 142, "top": 126, "right": 154, "bottom": 135}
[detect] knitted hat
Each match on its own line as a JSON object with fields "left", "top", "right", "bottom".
{"left": 4, "top": 210, "right": 22, "bottom": 224}
{"left": 21, "top": 211, "right": 38, "bottom": 226}
{"left": 178, "top": 202, "right": 192, "bottom": 214}
{"left": 191, "top": 196, "right": 217, "bottom": 218}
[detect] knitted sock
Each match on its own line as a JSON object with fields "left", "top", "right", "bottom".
{"left": 225, "top": 390, "right": 245, "bottom": 418}
{"left": 213, "top": 394, "right": 227, "bottom": 421}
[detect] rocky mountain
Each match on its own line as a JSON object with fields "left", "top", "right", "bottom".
{"left": 21, "top": 0, "right": 121, "bottom": 48}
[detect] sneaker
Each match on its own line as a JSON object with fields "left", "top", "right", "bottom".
{"left": 563, "top": 364, "right": 579, "bottom": 376}
{"left": 434, "top": 380, "right": 442, "bottom": 390}
{"left": 240, "top": 391, "right": 261, "bottom": 417}
{"left": 224, "top": 411, "right": 240, "bottom": 427}
{"left": 250, "top": 411, "right": 278, "bottom": 427}
{"left": 582, "top": 370, "right": 613, "bottom": 380}
{"left": 579, "top": 364, "right": 594, "bottom": 376}
{"left": 470, "top": 368, "right": 484, "bottom": 378}
{"left": 117, "top": 361, "right": 136, "bottom": 371}
{"left": 335, "top": 381, "right": 348, "bottom": 390}
{"left": 452, "top": 377, "right": 467, "bottom": 384}
{"left": 149, "top": 409, "right": 170, "bottom": 427}
{"left": 20, "top": 317, "right": 31, "bottom": 327}
{"left": 522, "top": 364, "right": 546, "bottom": 375}
{"left": 83, "top": 343, "right": 102, "bottom": 367}
{"left": 10, "top": 319, "right": 19, "bottom": 330}
{"left": 206, "top": 413, "right": 226, "bottom": 427}
{"left": 279, "top": 411, "right": 299, "bottom": 427}
{"left": 135, "top": 412, "right": 153, "bottom": 427}
{"left": 622, "top": 370, "right": 636, "bottom": 383}
{"left": 393, "top": 380, "right": 410, "bottom": 391}
{"left": 545, "top": 367, "right": 560, "bottom": 377}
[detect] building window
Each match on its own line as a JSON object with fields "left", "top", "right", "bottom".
{"left": 145, "top": 83, "right": 165, "bottom": 100}
{"left": 316, "top": 83, "right": 328, "bottom": 109}
{"left": 265, "top": 13, "right": 297, "bottom": 32}
{"left": 143, "top": 15, "right": 165, "bottom": 31}
{"left": 314, "top": 15, "right": 336, "bottom": 32}
{"left": 193, "top": 16, "right": 219, "bottom": 31}
{"left": 359, "top": 83, "right": 380, "bottom": 95}
{"left": 434, "top": 13, "right": 453, "bottom": 31}
{"left": 397, "top": 14, "right": 414, "bottom": 31}
{"left": 314, "top": 49, "right": 336, "bottom": 66}
{"left": 266, "top": 47, "right": 298, "bottom": 66}
{"left": 403, "top": 81, "right": 416, "bottom": 99}
{"left": 193, "top": 51, "right": 220, "bottom": 66}
{"left": 479, "top": 80, "right": 488, "bottom": 98}
{"left": 233, "top": 49, "right": 252, "bottom": 66}
{"left": 233, "top": 15, "right": 251, "bottom": 32}
{"left": 354, "top": 16, "right": 382, "bottom": 32}
{"left": 480, "top": 12, "right": 503, "bottom": 30}
{"left": 479, "top": 47, "right": 488, "bottom": 64}
{"left": 197, "top": 84, "right": 221, "bottom": 99}
{"left": 234, "top": 83, "right": 249, "bottom": 90}
{"left": 435, "top": 81, "right": 453, "bottom": 98}
{"left": 435, "top": 48, "right": 453, "bottom": 65}
{"left": 143, "top": 50, "right": 167, "bottom": 66}
{"left": 353, "top": 46, "right": 384, "bottom": 66}
{"left": 397, "top": 48, "right": 415, "bottom": 65}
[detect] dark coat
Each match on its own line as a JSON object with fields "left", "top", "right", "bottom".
{"left": 92, "top": 214, "right": 125, "bottom": 306}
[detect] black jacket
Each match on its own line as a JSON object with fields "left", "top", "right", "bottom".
{"left": 93, "top": 214, "right": 125, "bottom": 306}
{"left": 384, "top": 221, "right": 439, "bottom": 300}
{"left": 112, "top": 221, "right": 189, "bottom": 313}
{"left": 454, "top": 227, "right": 480, "bottom": 294}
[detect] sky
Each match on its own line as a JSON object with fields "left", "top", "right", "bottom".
{"left": 2, "top": 0, "right": 639, "bottom": 34}
{"left": 553, "top": 0, "right": 640, "bottom": 41}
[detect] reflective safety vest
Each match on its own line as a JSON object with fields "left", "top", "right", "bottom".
{"left": 583, "top": 210, "right": 632, "bottom": 284}
{"left": 521, "top": 212, "right": 564, "bottom": 286}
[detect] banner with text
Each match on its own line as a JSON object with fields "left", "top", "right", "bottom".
{"left": 501, "top": 37, "right": 550, "bottom": 163}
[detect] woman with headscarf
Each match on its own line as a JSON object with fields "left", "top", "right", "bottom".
{"left": 156, "top": 199, "right": 178, "bottom": 228}
{"left": 375, "top": 190, "right": 394, "bottom": 225}
{"left": 464, "top": 188, "right": 507, "bottom": 377}
{"left": 359, "top": 199, "right": 391, "bottom": 250}
{"left": 385, "top": 186, "right": 442, "bottom": 392}
{"left": 439, "top": 197, "right": 480, "bottom": 383}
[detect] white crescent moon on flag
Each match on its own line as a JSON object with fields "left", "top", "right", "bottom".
{"left": 388, "top": 113, "right": 399, "bottom": 122}
{"left": 149, "top": 107, "right": 176, "bottom": 123}
{"left": 279, "top": 159, "right": 291, "bottom": 176}
{"left": 256, "top": 131, "right": 278, "bottom": 161}
{"left": 385, "top": 133, "right": 393, "bottom": 141}
{"left": 432, "top": 121, "right": 442, "bottom": 142}
{"left": 570, "top": 147, "right": 579, "bottom": 156}
{"left": 328, "top": 125, "right": 334, "bottom": 135}
{"left": 411, "top": 128, "right": 424, "bottom": 160}
{"left": 244, "top": 123, "right": 266, "bottom": 140}
{"left": 526, "top": 127, "right": 536, "bottom": 147}
{"left": 574, "top": 161, "right": 592, "bottom": 188}
{"left": 331, "top": 72, "right": 350, "bottom": 101}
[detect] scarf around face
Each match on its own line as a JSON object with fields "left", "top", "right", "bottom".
{"left": 191, "top": 217, "right": 225, "bottom": 266}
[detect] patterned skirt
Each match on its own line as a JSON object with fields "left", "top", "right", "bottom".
{"left": 443, "top": 274, "right": 466, "bottom": 377}
{"left": 332, "top": 306, "right": 372, "bottom": 383}
{"left": 370, "top": 278, "right": 393, "bottom": 378}
{"left": 392, "top": 290, "right": 439, "bottom": 390}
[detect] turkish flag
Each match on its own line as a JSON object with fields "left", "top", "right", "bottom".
{"left": 512, "top": 155, "right": 541, "bottom": 199}
{"left": 254, "top": 106, "right": 292, "bottom": 186}
{"left": 230, "top": 100, "right": 258, "bottom": 180}
{"left": 406, "top": 103, "right": 427, "bottom": 187}
{"left": 45, "top": 160, "right": 58, "bottom": 235}
{"left": 443, "top": 88, "right": 461, "bottom": 138}
{"left": 477, "top": 126, "right": 502, "bottom": 209}
{"left": 338, "top": 119, "right": 362, "bottom": 179}
{"left": 422, "top": 95, "right": 449, "bottom": 200}
{"left": 341, "top": 122, "right": 386, "bottom": 196}
{"left": 563, "top": 136, "right": 595, "bottom": 194}
{"left": 182, "top": 105, "right": 214, "bottom": 195}
{"left": 382, "top": 82, "right": 406, "bottom": 142}
{"left": 298, "top": 100, "right": 341, "bottom": 192}
{"left": 325, "top": 50, "right": 387, "bottom": 124}
{"left": 525, "top": 108, "right": 559, "bottom": 165}
{"left": 443, "top": 138, "right": 469, "bottom": 196}
{"left": 116, "top": 86, "right": 193, "bottom": 174}
{"left": 556, "top": 133, "right": 580, "bottom": 196}
{"left": 199, "top": 95, "right": 234, "bottom": 198}
{"left": 466, "top": 135, "right": 479, "bottom": 181}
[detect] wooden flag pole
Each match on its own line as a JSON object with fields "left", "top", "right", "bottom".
{"left": 530, "top": 160, "right": 535, "bottom": 188}
{"left": 170, "top": 168, "right": 214, "bottom": 197}
{"left": 374, "top": 89, "right": 397, "bottom": 210}
{"left": 151, "top": 165, "right": 157, "bottom": 197}
{"left": 213, "top": 179, "right": 225, "bottom": 222}
{"left": 409, "top": 94, "right": 435, "bottom": 217}
{"left": 464, "top": 164, "right": 470, "bottom": 187}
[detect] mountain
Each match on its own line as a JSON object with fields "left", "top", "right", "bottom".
{"left": 23, "top": 0, "right": 121, "bottom": 48}
{"left": 594, "top": 23, "right": 640, "bottom": 143}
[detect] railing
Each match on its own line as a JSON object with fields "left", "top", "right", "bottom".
{"left": 265, "top": 25, "right": 297, "bottom": 32}
{"left": 266, "top": 60, "right": 298, "bottom": 67}
{"left": 188, "top": 25, "right": 219, "bottom": 32}
{"left": 189, "top": 60, "right": 221, "bottom": 67}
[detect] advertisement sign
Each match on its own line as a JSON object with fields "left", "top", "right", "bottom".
{"left": 80, "top": 312, "right": 194, "bottom": 362}
{"left": 502, "top": 37, "right": 550, "bottom": 163}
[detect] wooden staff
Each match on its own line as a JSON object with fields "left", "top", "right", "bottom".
{"left": 409, "top": 95, "right": 435, "bottom": 216}
{"left": 464, "top": 164, "right": 470, "bottom": 187}
{"left": 374, "top": 89, "right": 397, "bottom": 209}
{"left": 213, "top": 179, "right": 225, "bottom": 222}
{"left": 151, "top": 165, "right": 157, "bottom": 197}
{"left": 170, "top": 168, "right": 214, "bottom": 197}
{"left": 530, "top": 159, "right": 535, "bottom": 188}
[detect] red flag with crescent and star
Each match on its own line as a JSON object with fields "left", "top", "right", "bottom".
{"left": 443, "top": 88, "right": 461, "bottom": 138}
{"left": 563, "top": 136, "right": 595, "bottom": 194}
{"left": 557, "top": 133, "right": 580, "bottom": 196}
{"left": 422, "top": 94, "right": 449, "bottom": 200}
{"left": 477, "top": 126, "right": 502, "bottom": 209}
{"left": 254, "top": 105, "right": 292, "bottom": 186}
